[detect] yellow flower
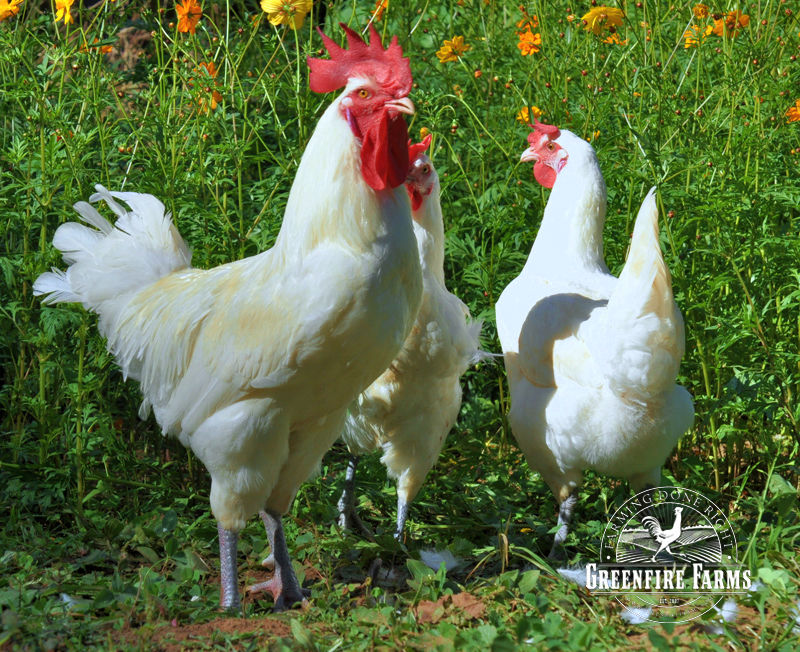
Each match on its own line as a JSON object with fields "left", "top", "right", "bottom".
{"left": 603, "top": 33, "right": 628, "bottom": 45}
{"left": 586, "top": 130, "right": 600, "bottom": 142}
{"left": 516, "top": 106, "right": 543, "bottom": 123}
{"left": 683, "top": 24, "right": 713, "bottom": 48}
{"left": 176, "top": 0, "right": 202, "bottom": 34}
{"left": 436, "top": 35, "right": 470, "bottom": 63}
{"left": 581, "top": 6, "right": 624, "bottom": 36}
{"left": 0, "top": 0, "right": 22, "bottom": 22}
{"left": 692, "top": 4, "right": 709, "bottom": 19}
{"left": 260, "top": 0, "right": 312, "bottom": 30}
{"left": 786, "top": 99, "right": 800, "bottom": 123}
{"left": 419, "top": 127, "right": 430, "bottom": 139}
{"left": 711, "top": 10, "right": 749, "bottom": 38}
{"left": 372, "top": 0, "right": 388, "bottom": 21}
{"left": 517, "top": 29, "right": 542, "bottom": 55}
{"left": 55, "top": 0, "right": 74, "bottom": 25}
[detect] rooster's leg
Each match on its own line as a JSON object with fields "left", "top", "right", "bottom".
{"left": 248, "top": 510, "right": 309, "bottom": 611}
{"left": 218, "top": 523, "right": 241, "bottom": 610}
{"left": 549, "top": 492, "right": 578, "bottom": 560}
{"left": 395, "top": 493, "right": 409, "bottom": 542}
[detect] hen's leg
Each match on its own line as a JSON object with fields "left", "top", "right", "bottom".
{"left": 248, "top": 510, "right": 309, "bottom": 611}
{"left": 395, "top": 493, "right": 410, "bottom": 542}
{"left": 549, "top": 491, "right": 577, "bottom": 560}
{"left": 337, "top": 455, "right": 372, "bottom": 537}
{"left": 218, "top": 523, "right": 241, "bottom": 610}
{"left": 257, "top": 512, "right": 275, "bottom": 569}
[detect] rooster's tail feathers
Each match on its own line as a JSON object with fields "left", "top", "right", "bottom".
{"left": 34, "top": 185, "right": 192, "bottom": 315}
{"left": 641, "top": 515, "right": 661, "bottom": 538}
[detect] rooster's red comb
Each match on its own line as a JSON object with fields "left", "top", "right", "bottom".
{"left": 407, "top": 133, "right": 432, "bottom": 163}
{"left": 307, "top": 23, "right": 412, "bottom": 96}
{"left": 527, "top": 118, "right": 561, "bottom": 145}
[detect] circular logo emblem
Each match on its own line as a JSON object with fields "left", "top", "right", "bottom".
{"left": 587, "top": 486, "right": 749, "bottom": 623}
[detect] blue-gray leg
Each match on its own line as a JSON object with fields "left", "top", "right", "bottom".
{"left": 217, "top": 523, "right": 241, "bottom": 610}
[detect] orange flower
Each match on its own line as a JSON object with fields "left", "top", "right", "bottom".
{"left": 0, "top": 0, "right": 23, "bottom": 22}
{"left": 516, "top": 12, "right": 538, "bottom": 32}
{"left": 786, "top": 99, "right": 800, "bottom": 123}
{"left": 436, "top": 35, "right": 470, "bottom": 63}
{"left": 516, "top": 106, "right": 543, "bottom": 123}
{"left": 517, "top": 29, "right": 542, "bottom": 55}
{"left": 372, "top": 0, "right": 388, "bottom": 21}
{"left": 692, "top": 4, "right": 709, "bottom": 19}
{"left": 603, "top": 33, "right": 628, "bottom": 45}
{"left": 683, "top": 24, "right": 713, "bottom": 48}
{"left": 194, "top": 61, "right": 223, "bottom": 112}
{"left": 176, "top": 0, "right": 202, "bottom": 34}
{"left": 711, "top": 10, "right": 749, "bottom": 38}
{"left": 81, "top": 38, "right": 113, "bottom": 54}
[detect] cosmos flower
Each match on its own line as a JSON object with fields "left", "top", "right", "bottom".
{"left": 516, "top": 106, "right": 543, "bottom": 123}
{"left": 436, "top": 35, "right": 470, "bottom": 63}
{"left": 692, "top": 4, "right": 709, "bottom": 19}
{"left": 176, "top": 0, "right": 202, "bottom": 33}
{"left": 55, "top": 0, "right": 74, "bottom": 25}
{"left": 581, "top": 6, "right": 624, "bottom": 36}
{"left": 260, "top": 0, "right": 313, "bottom": 29}
{"left": 0, "top": 0, "right": 22, "bottom": 22}
{"left": 711, "top": 10, "right": 749, "bottom": 38}
{"left": 517, "top": 29, "right": 542, "bottom": 55}
{"left": 786, "top": 99, "right": 800, "bottom": 123}
{"left": 683, "top": 24, "right": 713, "bottom": 48}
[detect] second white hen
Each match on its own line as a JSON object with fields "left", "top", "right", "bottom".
{"left": 495, "top": 120, "right": 694, "bottom": 557}
{"left": 338, "top": 136, "right": 482, "bottom": 541}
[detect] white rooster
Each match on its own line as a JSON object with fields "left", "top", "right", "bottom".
{"left": 337, "top": 135, "right": 482, "bottom": 542}
{"left": 642, "top": 507, "right": 684, "bottom": 562}
{"left": 33, "top": 25, "right": 422, "bottom": 611}
{"left": 495, "top": 119, "right": 693, "bottom": 557}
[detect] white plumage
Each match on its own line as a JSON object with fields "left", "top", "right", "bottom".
{"left": 496, "top": 127, "right": 693, "bottom": 556}
{"left": 338, "top": 150, "right": 482, "bottom": 540}
{"left": 34, "top": 29, "right": 422, "bottom": 610}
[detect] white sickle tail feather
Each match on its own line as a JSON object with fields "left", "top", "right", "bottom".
{"left": 34, "top": 185, "right": 192, "bottom": 314}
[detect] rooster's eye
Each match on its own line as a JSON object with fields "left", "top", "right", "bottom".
{"left": 546, "top": 142, "right": 556, "bottom": 151}
{"left": 358, "top": 89, "right": 370, "bottom": 99}
{"left": 421, "top": 164, "right": 431, "bottom": 175}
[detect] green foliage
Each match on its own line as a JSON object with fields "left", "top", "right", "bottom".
{"left": 1, "top": 0, "right": 799, "bottom": 648}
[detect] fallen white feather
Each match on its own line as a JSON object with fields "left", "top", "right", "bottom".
{"left": 620, "top": 605, "right": 652, "bottom": 625}
{"left": 557, "top": 565, "right": 590, "bottom": 588}
{"left": 419, "top": 549, "right": 461, "bottom": 573}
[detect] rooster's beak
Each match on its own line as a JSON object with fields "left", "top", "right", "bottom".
{"left": 385, "top": 97, "right": 415, "bottom": 116}
{"left": 520, "top": 147, "right": 538, "bottom": 163}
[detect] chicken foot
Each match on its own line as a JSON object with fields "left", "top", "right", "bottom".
{"left": 218, "top": 523, "right": 241, "bottom": 610}
{"left": 548, "top": 492, "right": 578, "bottom": 560}
{"left": 248, "top": 510, "right": 309, "bottom": 611}
{"left": 337, "top": 455, "right": 373, "bottom": 538}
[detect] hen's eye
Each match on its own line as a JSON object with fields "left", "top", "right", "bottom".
{"left": 546, "top": 142, "right": 556, "bottom": 151}
{"left": 421, "top": 165, "right": 431, "bottom": 175}
{"left": 358, "top": 89, "right": 370, "bottom": 99}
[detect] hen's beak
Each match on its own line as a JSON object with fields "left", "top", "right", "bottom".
{"left": 385, "top": 97, "right": 415, "bottom": 116}
{"left": 520, "top": 147, "right": 539, "bottom": 163}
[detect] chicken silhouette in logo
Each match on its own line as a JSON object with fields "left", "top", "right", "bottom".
{"left": 641, "top": 507, "right": 684, "bottom": 562}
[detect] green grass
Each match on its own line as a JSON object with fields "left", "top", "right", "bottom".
{"left": 1, "top": 0, "right": 799, "bottom": 649}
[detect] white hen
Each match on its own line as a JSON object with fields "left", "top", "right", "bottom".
{"left": 338, "top": 135, "right": 482, "bottom": 541}
{"left": 495, "top": 120, "right": 693, "bottom": 557}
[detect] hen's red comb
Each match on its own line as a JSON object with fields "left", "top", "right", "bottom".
{"left": 527, "top": 118, "right": 561, "bottom": 144}
{"left": 407, "top": 133, "right": 432, "bottom": 163}
{"left": 308, "top": 23, "right": 412, "bottom": 96}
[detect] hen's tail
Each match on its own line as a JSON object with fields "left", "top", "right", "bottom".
{"left": 34, "top": 186, "right": 191, "bottom": 323}
{"left": 590, "top": 187, "right": 685, "bottom": 400}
